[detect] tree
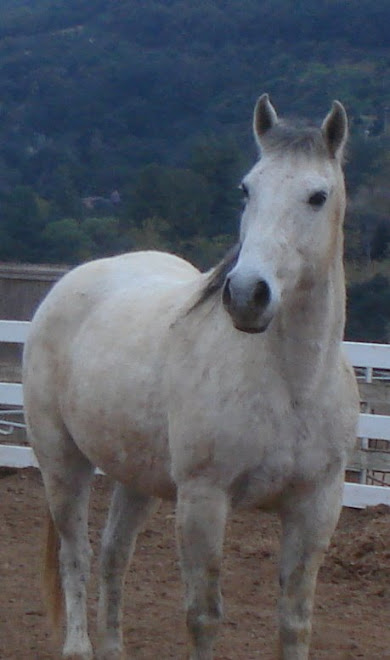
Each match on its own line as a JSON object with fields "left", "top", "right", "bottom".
{"left": 82, "top": 216, "right": 123, "bottom": 257}
{"left": 0, "top": 185, "right": 48, "bottom": 261}
{"left": 124, "top": 164, "right": 212, "bottom": 238}
{"left": 346, "top": 275, "right": 390, "bottom": 342}
{"left": 41, "top": 218, "right": 91, "bottom": 263}
{"left": 189, "top": 138, "right": 243, "bottom": 237}
{"left": 370, "top": 221, "right": 390, "bottom": 261}
{"left": 126, "top": 216, "right": 173, "bottom": 253}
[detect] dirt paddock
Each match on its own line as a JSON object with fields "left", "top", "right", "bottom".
{"left": 1, "top": 468, "right": 389, "bottom": 659}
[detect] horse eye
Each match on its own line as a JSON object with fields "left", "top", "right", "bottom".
{"left": 308, "top": 190, "right": 327, "bottom": 208}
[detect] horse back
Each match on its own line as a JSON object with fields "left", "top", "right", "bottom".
{"left": 26, "top": 251, "right": 199, "bottom": 347}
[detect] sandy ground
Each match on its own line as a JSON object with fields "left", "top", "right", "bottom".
{"left": 0, "top": 468, "right": 389, "bottom": 659}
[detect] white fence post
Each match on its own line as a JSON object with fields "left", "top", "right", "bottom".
{"left": 359, "top": 366, "right": 372, "bottom": 485}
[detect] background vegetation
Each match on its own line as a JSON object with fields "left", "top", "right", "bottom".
{"left": 0, "top": 0, "right": 389, "bottom": 340}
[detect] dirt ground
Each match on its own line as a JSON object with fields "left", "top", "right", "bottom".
{"left": 0, "top": 468, "right": 389, "bottom": 659}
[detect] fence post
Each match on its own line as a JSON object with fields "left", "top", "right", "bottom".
{"left": 359, "top": 366, "right": 373, "bottom": 484}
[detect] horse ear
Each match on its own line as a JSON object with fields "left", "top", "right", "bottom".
{"left": 321, "top": 101, "right": 348, "bottom": 160}
{"left": 253, "top": 94, "right": 278, "bottom": 146}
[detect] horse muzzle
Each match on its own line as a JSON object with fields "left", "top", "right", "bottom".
{"left": 222, "top": 274, "right": 275, "bottom": 334}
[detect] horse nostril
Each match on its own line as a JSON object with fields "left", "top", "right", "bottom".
{"left": 222, "top": 278, "right": 232, "bottom": 307}
{"left": 253, "top": 280, "right": 271, "bottom": 309}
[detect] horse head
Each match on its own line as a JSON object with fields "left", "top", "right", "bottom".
{"left": 223, "top": 94, "right": 348, "bottom": 333}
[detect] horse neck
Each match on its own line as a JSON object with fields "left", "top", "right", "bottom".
{"left": 268, "top": 254, "right": 346, "bottom": 399}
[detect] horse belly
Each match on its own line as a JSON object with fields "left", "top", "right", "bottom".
{"left": 59, "top": 318, "right": 177, "bottom": 498}
{"left": 62, "top": 381, "right": 176, "bottom": 498}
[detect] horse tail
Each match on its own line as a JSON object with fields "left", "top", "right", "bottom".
{"left": 42, "top": 509, "right": 63, "bottom": 637}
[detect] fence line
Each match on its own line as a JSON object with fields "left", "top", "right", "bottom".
{"left": 0, "top": 320, "right": 31, "bottom": 343}
{"left": 343, "top": 341, "right": 390, "bottom": 369}
{"left": 0, "top": 321, "right": 389, "bottom": 508}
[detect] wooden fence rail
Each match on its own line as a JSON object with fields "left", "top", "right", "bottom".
{"left": 0, "top": 322, "right": 389, "bottom": 508}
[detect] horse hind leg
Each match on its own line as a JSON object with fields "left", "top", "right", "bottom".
{"left": 97, "top": 483, "right": 159, "bottom": 660}
{"left": 35, "top": 426, "right": 95, "bottom": 660}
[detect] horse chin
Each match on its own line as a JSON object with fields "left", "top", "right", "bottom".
{"left": 233, "top": 320, "right": 270, "bottom": 334}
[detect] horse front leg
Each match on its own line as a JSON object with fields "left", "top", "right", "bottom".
{"left": 176, "top": 480, "right": 229, "bottom": 660}
{"left": 278, "top": 477, "right": 344, "bottom": 660}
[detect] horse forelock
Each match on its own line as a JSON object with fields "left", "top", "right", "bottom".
{"left": 261, "top": 121, "right": 330, "bottom": 160}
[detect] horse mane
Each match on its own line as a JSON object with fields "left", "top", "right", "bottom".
{"left": 188, "top": 243, "right": 240, "bottom": 313}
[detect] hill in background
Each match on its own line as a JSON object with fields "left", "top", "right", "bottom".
{"left": 0, "top": 0, "right": 389, "bottom": 339}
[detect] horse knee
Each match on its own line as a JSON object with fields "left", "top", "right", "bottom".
{"left": 278, "top": 582, "right": 313, "bottom": 659}
{"left": 278, "top": 623, "right": 311, "bottom": 660}
{"left": 60, "top": 537, "right": 92, "bottom": 576}
{"left": 187, "top": 604, "right": 223, "bottom": 636}
{"left": 186, "top": 585, "right": 223, "bottom": 645}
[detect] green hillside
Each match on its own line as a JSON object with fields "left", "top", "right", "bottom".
{"left": 0, "top": 0, "right": 389, "bottom": 338}
{"left": 0, "top": 0, "right": 389, "bottom": 187}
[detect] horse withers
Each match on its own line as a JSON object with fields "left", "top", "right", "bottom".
{"left": 23, "top": 94, "right": 359, "bottom": 659}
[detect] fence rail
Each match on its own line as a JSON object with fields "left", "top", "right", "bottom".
{"left": 0, "top": 321, "right": 389, "bottom": 508}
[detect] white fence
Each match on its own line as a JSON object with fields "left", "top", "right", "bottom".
{"left": 0, "top": 321, "right": 389, "bottom": 508}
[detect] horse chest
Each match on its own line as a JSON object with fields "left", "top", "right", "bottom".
{"left": 170, "top": 381, "right": 339, "bottom": 506}
{"left": 226, "top": 410, "right": 337, "bottom": 508}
